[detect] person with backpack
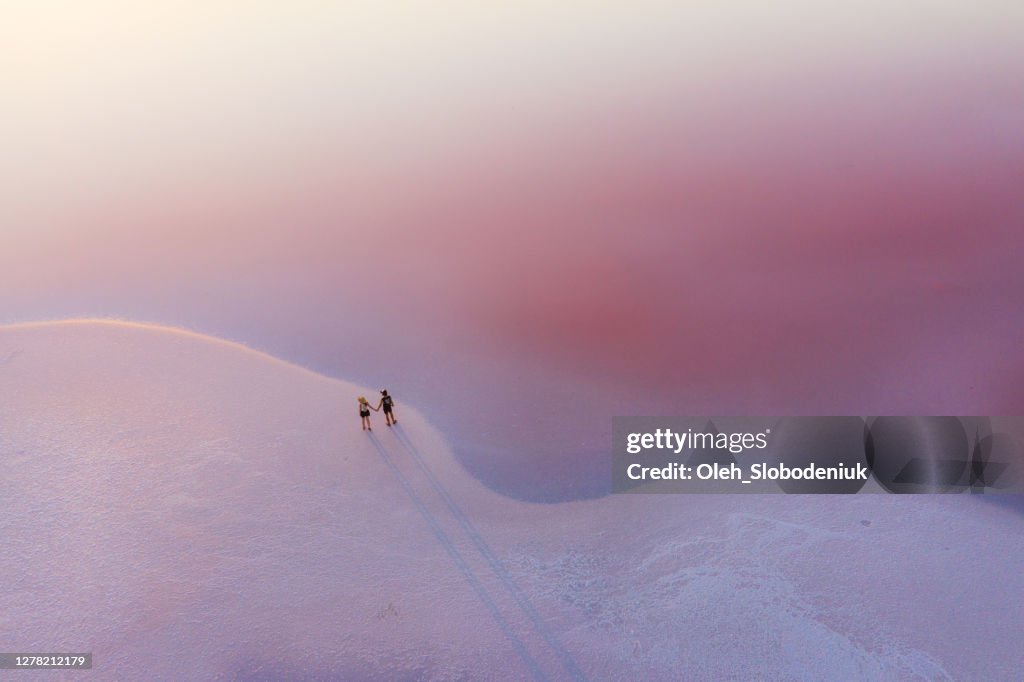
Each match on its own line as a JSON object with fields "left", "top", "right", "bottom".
{"left": 376, "top": 389, "right": 397, "bottom": 426}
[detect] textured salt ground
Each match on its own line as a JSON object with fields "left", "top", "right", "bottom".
{"left": 1, "top": 320, "right": 1022, "bottom": 680}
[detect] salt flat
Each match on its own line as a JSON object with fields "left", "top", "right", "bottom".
{"left": 2, "top": 320, "right": 1021, "bottom": 680}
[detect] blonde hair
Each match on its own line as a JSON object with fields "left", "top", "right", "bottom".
{"left": 358, "top": 396, "right": 368, "bottom": 404}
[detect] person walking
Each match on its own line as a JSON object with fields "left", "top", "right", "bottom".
{"left": 358, "top": 396, "right": 375, "bottom": 431}
{"left": 376, "top": 389, "right": 397, "bottom": 426}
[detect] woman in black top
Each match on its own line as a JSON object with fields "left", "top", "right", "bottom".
{"left": 358, "top": 396, "right": 374, "bottom": 431}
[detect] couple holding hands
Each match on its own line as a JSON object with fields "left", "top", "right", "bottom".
{"left": 358, "top": 389, "right": 397, "bottom": 430}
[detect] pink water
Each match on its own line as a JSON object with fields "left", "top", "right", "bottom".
{"left": 5, "top": 2, "right": 1023, "bottom": 500}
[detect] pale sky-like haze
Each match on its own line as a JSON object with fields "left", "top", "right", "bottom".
{"left": 4, "top": 1, "right": 1023, "bottom": 499}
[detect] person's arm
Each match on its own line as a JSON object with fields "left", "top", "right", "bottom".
{"left": 372, "top": 401, "right": 382, "bottom": 411}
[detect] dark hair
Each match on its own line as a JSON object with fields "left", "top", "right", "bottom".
{"left": 381, "top": 389, "right": 388, "bottom": 395}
